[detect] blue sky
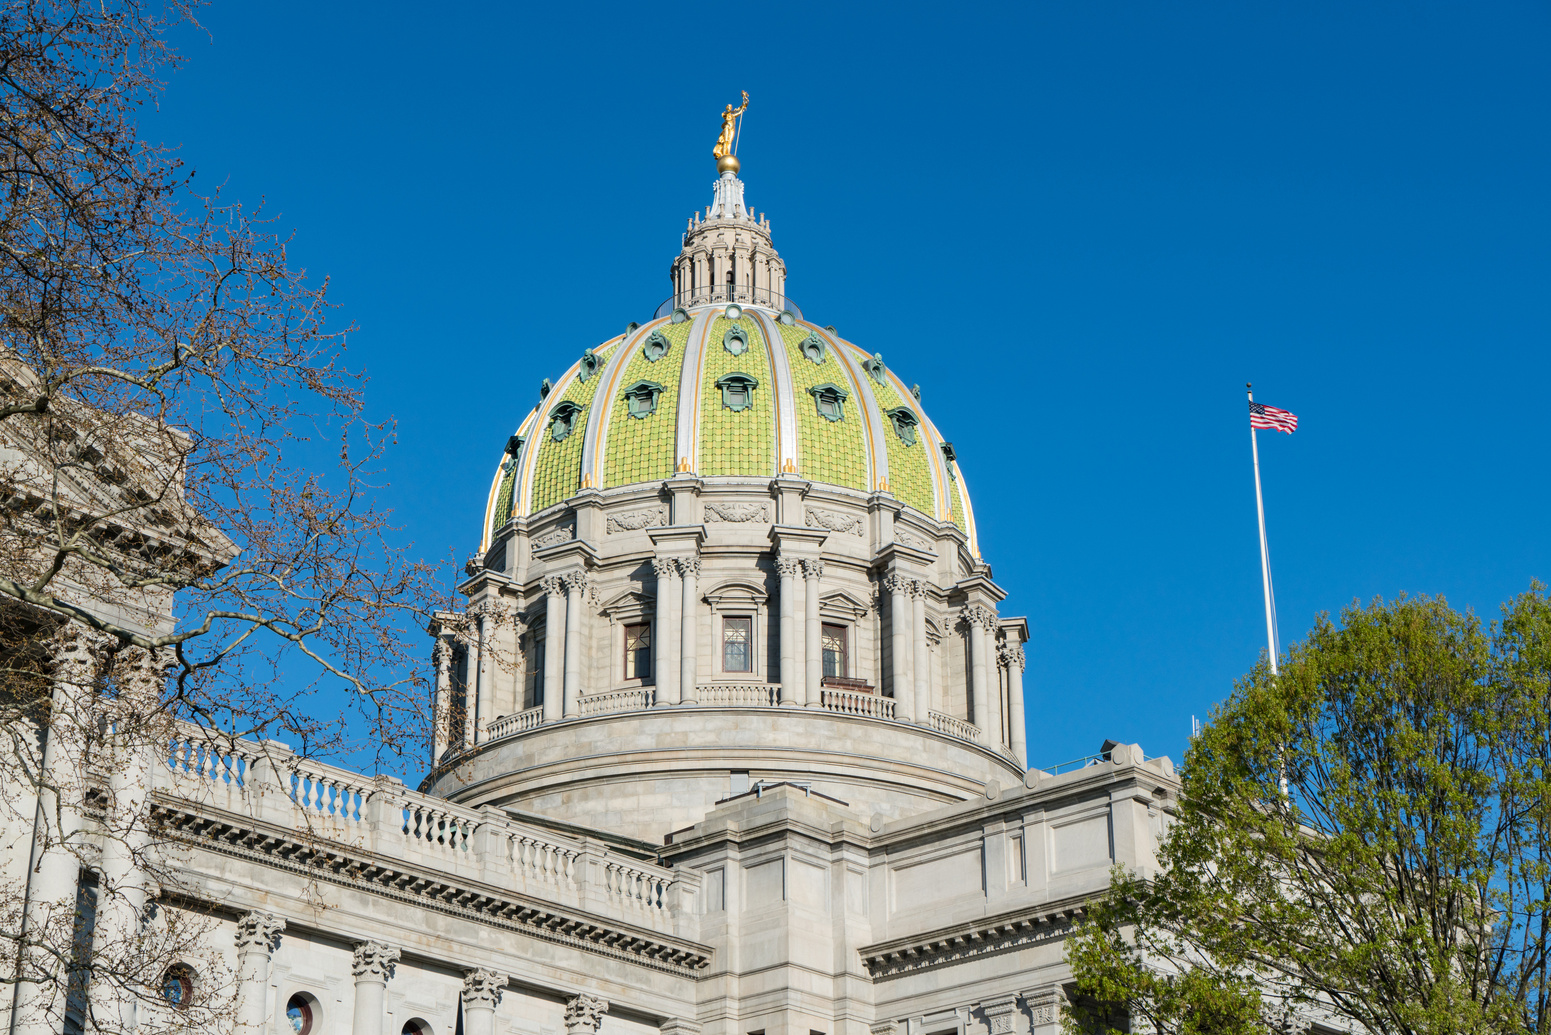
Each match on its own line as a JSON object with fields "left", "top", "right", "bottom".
{"left": 149, "top": 1, "right": 1549, "bottom": 775}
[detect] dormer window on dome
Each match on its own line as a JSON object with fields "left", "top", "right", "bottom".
{"left": 642, "top": 331, "right": 670, "bottom": 362}
{"left": 723, "top": 323, "right": 749, "bottom": 356}
{"left": 549, "top": 401, "right": 584, "bottom": 442}
{"left": 715, "top": 372, "right": 758, "bottom": 412}
{"left": 623, "top": 380, "right": 665, "bottom": 419}
{"left": 808, "top": 383, "right": 849, "bottom": 423}
{"left": 885, "top": 406, "right": 919, "bottom": 446}
{"left": 800, "top": 332, "right": 827, "bottom": 365}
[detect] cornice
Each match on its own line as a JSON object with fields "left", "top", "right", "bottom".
{"left": 149, "top": 795, "right": 712, "bottom": 976}
{"left": 859, "top": 897, "right": 1091, "bottom": 979}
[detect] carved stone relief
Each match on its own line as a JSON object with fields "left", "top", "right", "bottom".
{"left": 605, "top": 506, "right": 666, "bottom": 534}
{"left": 704, "top": 501, "right": 769, "bottom": 523}
{"left": 805, "top": 507, "right": 864, "bottom": 537}
{"left": 532, "top": 521, "right": 575, "bottom": 549}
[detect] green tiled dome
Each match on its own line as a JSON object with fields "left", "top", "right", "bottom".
{"left": 482, "top": 308, "right": 979, "bottom": 555}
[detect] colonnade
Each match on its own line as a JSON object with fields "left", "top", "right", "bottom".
{"left": 233, "top": 914, "right": 619, "bottom": 1035}
{"left": 433, "top": 551, "right": 1029, "bottom": 770}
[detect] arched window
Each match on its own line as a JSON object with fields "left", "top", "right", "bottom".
{"left": 548, "top": 400, "right": 584, "bottom": 442}
{"left": 622, "top": 380, "right": 665, "bottom": 420}
{"left": 285, "top": 993, "right": 318, "bottom": 1035}
{"left": 160, "top": 966, "right": 194, "bottom": 1010}
{"left": 885, "top": 406, "right": 920, "bottom": 446}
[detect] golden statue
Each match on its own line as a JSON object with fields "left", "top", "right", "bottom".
{"left": 713, "top": 91, "right": 749, "bottom": 161}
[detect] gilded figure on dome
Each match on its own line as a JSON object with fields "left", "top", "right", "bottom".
{"left": 713, "top": 91, "right": 748, "bottom": 160}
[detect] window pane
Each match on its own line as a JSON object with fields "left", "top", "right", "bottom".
{"left": 723, "top": 617, "right": 752, "bottom": 673}
{"left": 625, "top": 623, "right": 651, "bottom": 680}
{"left": 821, "top": 624, "right": 847, "bottom": 678}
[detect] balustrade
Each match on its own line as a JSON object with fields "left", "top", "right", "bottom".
{"left": 819, "top": 687, "right": 896, "bottom": 719}
{"left": 696, "top": 683, "right": 780, "bottom": 707}
{"left": 926, "top": 710, "right": 981, "bottom": 745}
{"left": 578, "top": 687, "right": 655, "bottom": 716}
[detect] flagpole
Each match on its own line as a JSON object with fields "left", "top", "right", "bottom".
{"left": 1248, "top": 383, "right": 1279, "bottom": 675}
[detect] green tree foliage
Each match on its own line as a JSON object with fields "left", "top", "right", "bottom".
{"left": 1065, "top": 588, "right": 1551, "bottom": 1035}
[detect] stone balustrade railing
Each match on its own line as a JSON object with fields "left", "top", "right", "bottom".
{"left": 579, "top": 687, "right": 655, "bottom": 715}
{"left": 927, "top": 710, "right": 981, "bottom": 743}
{"left": 486, "top": 706, "right": 543, "bottom": 739}
{"left": 819, "top": 687, "right": 896, "bottom": 719}
{"left": 696, "top": 683, "right": 780, "bottom": 707}
{"left": 157, "top": 725, "right": 695, "bottom": 936}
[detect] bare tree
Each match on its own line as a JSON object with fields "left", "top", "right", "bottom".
{"left": 0, "top": 1, "right": 437, "bottom": 1031}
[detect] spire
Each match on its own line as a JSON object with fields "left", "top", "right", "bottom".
{"left": 662, "top": 94, "right": 788, "bottom": 314}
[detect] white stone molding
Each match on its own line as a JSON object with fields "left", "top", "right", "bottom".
{"left": 533, "top": 520, "right": 576, "bottom": 549}
{"left": 461, "top": 969, "right": 506, "bottom": 1008}
{"left": 895, "top": 527, "right": 930, "bottom": 550}
{"left": 351, "top": 941, "right": 400, "bottom": 980}
{"left": 861, "top": 901, "right": 1086, "bottom": 977}
{"left": 607, "top": 506, "right": 667, "bottom": 534}
{"left": 869, "top": 1023, "right": 900, "bottom": 1035}
{"left": 703, "top": 500, "right": 769, "bottom": 523}
{"left": 979, "top": 996, "right": 1020, "bottom": 1035}
{"left": 659, "top": 1020, "right": 702, "bottom": 1035}
{"left": 804, "top": 507, "right": 864, "bottom": 536}
{"left": 563, "top": 993, "right": 609, "bottom": 1035}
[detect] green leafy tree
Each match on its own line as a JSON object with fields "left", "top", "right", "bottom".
{"left": 1065, "top": 588, "right": 1551, "bottom": 1035}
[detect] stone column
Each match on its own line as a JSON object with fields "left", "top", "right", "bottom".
{"left": 775, "top": 552, "right": 802, "bottom": 705}
{"left": 1022, "top": 987, "right": 1065, "bottom": 1035}
{"left": 234, "top": 912, "right": 286, "bottom": 1035}
{"left": 88, "top": 646, "right": 173, "bottom": 1034}
{"left": 541, "top": 576, "right": 564, "bottom": 723}
{"left": 564, "top": 994, "right": 609, "bottom": 1035}
{"left": 473, "top": 606, "right": 492, "bottom": 742}
{"left": 562, "top": 571, "right": 587, "bottom": 717}
{"left": 653, "top": 558, "right": 681, "bottom": 705}
{"left": 351, "top": 942, "right": 399, "bottom": 1035}
{"left": 963, "top": 605, "right": 997, "bottom": 745}
{"left": 884, "top": 574, "right": 913, "bottom": 721}
{"left": 461, "top": 969, "right": 506, "bottom": 1035}
{"left": 803, "top": 558, "right": 823, "bottom": 706}
{"left": 911, "top": 581, "right": 931, "bottom": 721}
{"left": 1000, "top": 642, "right": 1028, "bottom": 768}
{"left": 12, "top": 622, "right": 110, "bottom": 1035}
{"left": 678, "top": 557, "right": 699, "bottom": 704}
{"left": 431, "top": 636, "right": 454, "bottom": 759}
{"left": 979, "top": 996, "right": 1021, "bottom": 1035}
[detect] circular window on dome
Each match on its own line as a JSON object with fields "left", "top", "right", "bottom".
{"left": 724, "top": 303, "right": 742, "bottom": 320}
{"left": 286, "top": 993, "right": 317, "bottom": 1035}
{"left": 402, "top": 1019, "right": 433, "bottom": 1035}
{"left": 723, "top": 323, "right": 748, "bottom": 356}
{"left": 799, "top": 332, "right": 827, "bottom": 365}
{"left": 642, "top": 330, "right": 670, "bottom": 362}
{"left": 159, "top": 965, "right": 194, "bottom": 1010}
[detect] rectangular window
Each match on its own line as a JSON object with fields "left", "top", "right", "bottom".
{"left": 821, "top": 623, "right": 848, "bottom": 678}
{"left": 624, "top": 622, "right": 652, "bottom": 681}
{"left": 523, "top": 634, "right": 544, "bottom": 709}
{"left": 723, "top": 616, "right": 753, "bottom": 673}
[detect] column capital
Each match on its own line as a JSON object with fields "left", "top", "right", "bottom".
{"left": 907, "top": 578, "right": 932, "bottom": 599}
{"left": 652, "top": 556, "right": 679, "bottom": 580}
{"left": 48, "top": 620, "right": 115, "bottom": 681}
{"left": 541, "top": 574, "right": 566, "bottom": 597}
{"left": 462, "top": 969, "right": 506, "bottom": 1008}
{"left": 997, "top": 643, "right": 1026, "bottom": 670}
{"left": 961, "top": 603, "right": 999, "bottom": 633}
{"left": 675, "top": 556, "right": 701, "bottom": 579}
{"left": 1020, "top": 987, "right": 1065, "bottom": 1027}
{"left": 881, "top": 572, "right": 912, "bottom": 595}
{"left": 563, "top": 994, "right": 609, "bottom": 1035}
{"left": 351, "top": 941, "right": 399, "bottom": 981}
{"left": 774, "top": 551, "right": 802, "bottom": 579}
{"left": 234, "top": 911, "right": 285, "bottom": 955}
{"left": 561, "top": 570, "right": 589, "bottom": 594}
{"left": 978, "top": 996, "right": 1021, "bottom": 1035}
{"left": 800, "top": 557, "right": 824, "bottom": 580}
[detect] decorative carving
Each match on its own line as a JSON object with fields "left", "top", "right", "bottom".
{"left": 907, "top": 578, "right": 931, "bottom": 599}
{"left": 651, "top": 557, "right": 678, "bottom": 580}
{"left": 704, "top": 501, "right": 769, "bottom": 523}
{"left": 675, "top": 557, "right": 701, "bottom": 579}
{"left": 462, "top": 969, "right": 506, "bottom": 1008}
{"left": 805, "top": 507, "right": 864, "bottom": 537}
{"left": 774, "top": 552, "right": 802, "bottom": 579}
{"left": 532, "top": 521, "right": 575, "bottom": 549}
{"left": 800, "top": 332, "right": 827, "bottom": 364}
{"left": 606, "top": 506, "right": 667, "bottom": 533}
{"left": 961, "top": 604, "right": 999, "bottom": 633}
{"left": 869, "top": 1024, "right": 899, "bottom": 1035}
{"left": 980, "top": 997, "right": 1020, "bottom": 1035}
{"left": 561, "top": 571, "right": 589, "bottom": 595}
{"left": 564, "top": 994, "right": 609, "bottom": 1035}
{"left": 49, "top": 621, "right": 113, "bottom": 684}
{"left": 431, "top": 639, "right": 453, "bottom": 666}
{"left": 998, "top": 643, "right": 1026, "bottom": 671}
{"left": 234, "top": 911, "right": 285, "bottom": 955}
{"left": 722, "top": 323, "right": 749, "bottom": 356}
{"left": 863, "top": 352, "right": 887, "bottom": 385}
{"left": 351, "top": 941, "right": 400, "bottom": 981}
{"left": 882, "top": 573, "right": 913, "bottom": 596}
{"left": 1022, "top": 988, "right": 1063, "bottom": 1027}
{"left": 800, "top": 557, "right": 824, "bottom": 580}
{"left": 540, "top": 575, "right": 566, "bottom": 597}
{"left": 642, "top": 330, "right": 671, "bottom": 362}
{"left": 577, "top": 348, "right": 600, "bottom": 382}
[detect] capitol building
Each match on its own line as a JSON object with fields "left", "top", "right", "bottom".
{"left": 2, "top": 128, "right": 1179, "bottom": 1035}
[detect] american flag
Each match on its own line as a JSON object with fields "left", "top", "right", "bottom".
{"left": 1249, "top": 401, "right": 1298, "bottom": 433}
